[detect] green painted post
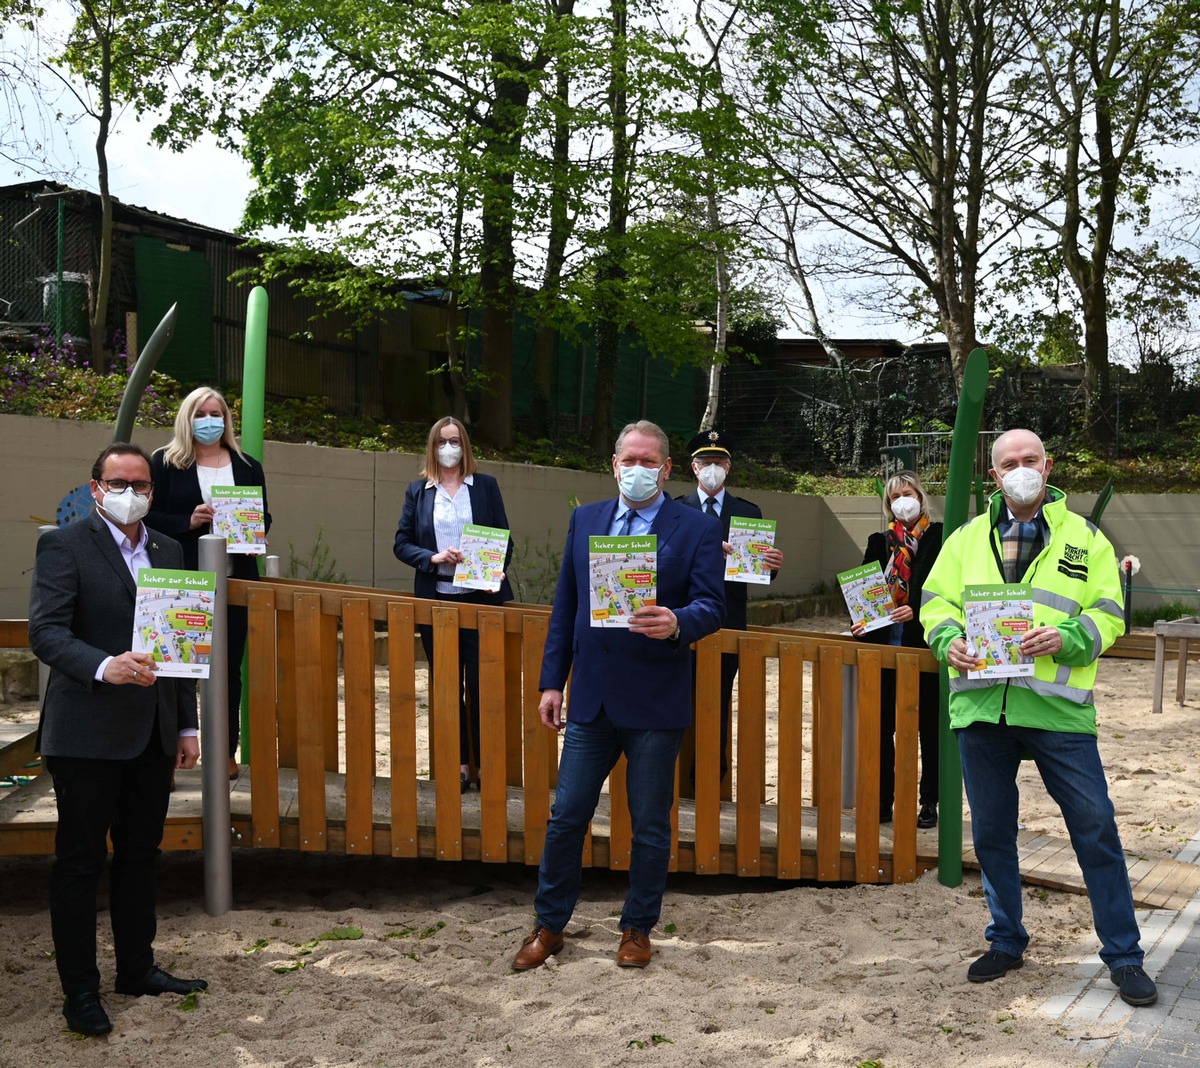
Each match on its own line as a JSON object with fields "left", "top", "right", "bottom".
{"left": 113, "top": 304, "right": 177, "bottom": 444}
{"left": 938, "top": 346, "right": 989, "bottom": 887}
{"left": 55, "top": 199, "right": 64, "bottom": 344}
{"left": 238, "top": 286, "right": 269, "bottom": 763}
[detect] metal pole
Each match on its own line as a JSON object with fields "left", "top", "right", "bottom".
{"left": 198, "top": 533, "right": 232, "bottom": 916}
{"left": 264, "top": 555, "right": 280, "bottom": 578}
{"left": 55, "top": 199, "right": 64, "bottom": 344}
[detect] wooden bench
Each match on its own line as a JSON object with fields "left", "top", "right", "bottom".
{"left": 1152, "top": 616, "right": 1200, "bottom": 713}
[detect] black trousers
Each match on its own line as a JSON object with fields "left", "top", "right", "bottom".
{"left": 46, "top": 735, "right": 173, "bottom": 995}
{"left": 227, "top": 603, "right": 248, "bottom": 757}
{"left": 878, "top": 666, "right": 940, "bottom": 810}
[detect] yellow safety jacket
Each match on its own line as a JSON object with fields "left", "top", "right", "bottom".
{"left": 921, "top": 486, "right": 1124, "bottom": 735}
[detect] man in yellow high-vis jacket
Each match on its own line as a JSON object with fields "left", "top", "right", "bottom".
{"left": 923, "top": 428, "right": 1156, "bottom": 1007}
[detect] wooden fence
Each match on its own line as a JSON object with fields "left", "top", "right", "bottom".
{"left": 232, "top": 578, "right": 934, "bottom": 884}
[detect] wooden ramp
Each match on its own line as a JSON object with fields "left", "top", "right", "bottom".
{"left": 962, "top": 827, "right": 1200, "bottom": 911}
{"left": 0, "top": 769, "right": 941, "bottom": 884}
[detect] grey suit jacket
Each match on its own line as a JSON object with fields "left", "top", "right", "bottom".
{"left": 29, "top": 511, "right": 199, "bottom": 760}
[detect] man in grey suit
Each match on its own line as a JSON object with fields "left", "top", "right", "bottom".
{"left": 29, "top": 443, "right": 208, "bottom": 1036}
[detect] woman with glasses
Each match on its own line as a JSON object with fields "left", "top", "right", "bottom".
{"left": 851, "top": 470, "right": 942, "bottom": 829}
{"left": 394, "top": 417, "right": 513, "bottom": 793}
{"left": 148, "top": 387, "right": 271, "bottom": 779}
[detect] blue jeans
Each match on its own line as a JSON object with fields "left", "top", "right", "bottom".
{"left": 958, "top": 720, "right": 1143, "bottom": 968}
{"left": 534, "top": 711, "right": 684, "bottom": 936}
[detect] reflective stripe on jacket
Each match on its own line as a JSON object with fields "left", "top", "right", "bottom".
{"left": 921, "top": 486, "right": 1124, "bottom": 735}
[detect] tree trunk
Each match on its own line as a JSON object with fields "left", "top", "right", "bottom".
{"left": 90, "top": 27, "right": 113, "bottom": 372}
{"left": 1080, "top": 286, "right": 1114, "bottom": 443}
{"left": 589, "top": 0, "right": 630, "bottom": 453}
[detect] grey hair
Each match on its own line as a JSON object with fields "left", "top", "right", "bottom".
{"left": 614, "top": 420, "right": 670, "bottom": 462}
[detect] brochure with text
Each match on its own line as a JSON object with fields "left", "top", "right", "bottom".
{"left": 453, "top": 523, "right": 511, "bottom": 593}
{"left": 132, "top": 568, "right": 217, "bottom": 678}
{"left": 837, "top": 561, "right": 896, "bottom": 634}
{"left": 588, "top": 535, "right": 657, "bottom": 627}
{"left": 211, "top": 485, "right": 267, "bottom": 554}
{"left": 726, "top": 516, "right": 776, "bottom": 585}
{"left": 964, "top": 584, "right": 1035, "bottom": 678}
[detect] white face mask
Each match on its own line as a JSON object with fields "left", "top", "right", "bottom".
{"left": 437, "top": 443, "right": 463, "bottom": 468}
{"left": 99, "top": 487, "right": 151, "bottom": 526}
{"left": 618, "top": 464, "right": 662, "bottom": 503}
{"left": 696, "top": 464, "right": 726, "bottom": 493}
{"left": 1001, "top": 465, "right": 1044, "bottom": 506}
{"left": 890, "top": 495, "right": 921, "bottom": 523}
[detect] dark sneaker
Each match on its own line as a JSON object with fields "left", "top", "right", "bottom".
{"left": 1111, "top": 965, "right": 1157, "bottom": 1006}
{"left": 917, "top": 803, "right": 938, "bottom": 828}
{"left": 967, "top": 949, "right": 1024, "bottom": 983}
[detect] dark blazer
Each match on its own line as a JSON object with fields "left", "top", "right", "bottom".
{"left": 860, "top": 522, "right": 944, "bottom": 648}
{"left": 393, "top": 472, "right": 514, "bottom": 603}
{"left": 539, "top": 495, "right": 725, "bottom": 730}
{"left": 677, "top": 489, "right": 777, "bottom": 631}
{"left": 147, "top": 447, "right": 271, "bottom": 581}
{"left": 29, "top": 511, "right": 199, "bottom": 760}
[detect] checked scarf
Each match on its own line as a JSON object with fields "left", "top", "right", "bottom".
{"left": 883, "top": 513, "right": 929, "bottom": 607}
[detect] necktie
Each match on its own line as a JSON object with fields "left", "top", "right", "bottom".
{"left": 619, "top": 509, "right": 635, "bottom": 536}
{"left": 704, "top": 497, "right": 717, "bottom": 517}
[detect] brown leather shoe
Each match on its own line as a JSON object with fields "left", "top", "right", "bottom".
{"left": 512, "top": 926, "right": 564, "bottom": 971}
{"left": 616, "top": 928, "right": 652, "bottom": 968}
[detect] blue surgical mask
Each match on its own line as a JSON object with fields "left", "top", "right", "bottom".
{"left": 618, "top": 464, "right": 662, "bottom": 503}
{"left": 193, "top": 416, "right": 225, "bottom": 445}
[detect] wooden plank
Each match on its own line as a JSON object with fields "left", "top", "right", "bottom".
{"left": 504, "top": 629, "right": 524, "bottom": 788}
{"left": 293, "top": 593, "right": 327, "bottom": 851}
{"left": 735, "top": 635, "right": 766, "bottom": 878}
{"left": 246, "top": 586, "right": 280, "bottom": 849}
{"left": 276, "top": 608, "right": 298, "bottom": 768}
{"left": 815, "top": 645, "right": 844, "bottom": 882}
{"left": 321, "top": 612, "right": 340, "bottom": 772}
{"left": 853, "top": 647, "right": 882, "bottom": 883}
{"left": 478, "top": 611, "right": 508, "bottom": 863}
{"left": 0, "top": 620, "right": 29, "bottom": 648}
{"left": 522, "top": 614, "right": 552, "bottom": 864}
{"left": 1138, "top": 860, "right": 1200, "bottom": 910}
{"left": 387, "top": 602, "right": 418, "bottom": 857}
{"left": 891, "top": 652, "right": 920, "bottom": 883}
{"left": 693, "top": 635, "right": 722, "bottom": 875}
{"left": 341, "top": 598, "right": 375, "bottom": 856}
{"left": 775, "top": 641, "right": 805, "bottom": 880}
{"left": 609, "top": 757, "right": 632, "bottom": 871}
{"left": 431, "top": 605, "right": 463, "bottom": 862}
{"left": 0, "top": 727, "right": 39, "bottom": 780}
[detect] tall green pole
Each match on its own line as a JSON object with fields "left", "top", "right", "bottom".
{"left": 938, "top": 346, "right": 989, "bottom": 887}
{"left": 238, "top": 286, "right": 269, "bottom": 762}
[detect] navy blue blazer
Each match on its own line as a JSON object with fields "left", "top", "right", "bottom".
{"left": 538, "top": 494, "right": 725, "bottom": 730}
{"left": 147, "top": 448, "right": 271, "bottom": 582}
{"left": 393, "top": 472, "right": 514, "bottom": 603}
{"left": 677, "top": 488, "right": 777, "bottom": 631}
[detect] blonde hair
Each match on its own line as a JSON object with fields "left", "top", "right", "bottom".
{"left": 882, "top": 470, "right": 929, "bottom": 521}
{"left": 158, "top": 387, "right": 245, "bottom": 469}
{"left": 419, "top": 416, "right": 477, "bottom": 481}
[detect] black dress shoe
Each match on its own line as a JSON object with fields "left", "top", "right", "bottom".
{"left": 115, "top": 965, "right": 208, "bottom": 997}
{"left": 917, "top": 802, "right": 938, "bottom": 828}
{"left": 63, "top": 992, "right": 112, "bottom": 1036}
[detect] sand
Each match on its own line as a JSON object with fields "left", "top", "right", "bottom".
{"left": 0, "top": 621, "right": 1195, "bottom": 1067}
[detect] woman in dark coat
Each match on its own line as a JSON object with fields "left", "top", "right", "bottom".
{"left": 852, "top": 470, "right": 942, "bottom": 828}
{"left": 393, "top": 416, "right": 513, "bottom": 792}
{"left": 148, "top": 387, "right": 271, "bottom": 778}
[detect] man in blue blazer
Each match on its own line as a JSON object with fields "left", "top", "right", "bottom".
{"left": 512, "top": 421, "right": 725, "bottom": 971}
{"left": 29, "top": 444, "right": 207, "bottom": 1037}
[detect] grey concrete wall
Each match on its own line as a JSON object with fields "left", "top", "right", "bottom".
{"left": 2, "top": 413, "right": 1196, "bottom": 620}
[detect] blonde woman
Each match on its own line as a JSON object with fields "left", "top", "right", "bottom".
{"left": 148, "top": 387, "right": 271, "bottom": 778}
{"left": 393, "top": 417, "right": 512, "bottom": 792}
{"left": 851, "top": 470, "right": 942, "bottom": 828}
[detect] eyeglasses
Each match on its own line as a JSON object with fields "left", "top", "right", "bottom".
{"left": 100, "top": 478, "right": 152, "bottom": 495}
{"left": 439, "top": 438, "right": 463, "bottom": 448}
